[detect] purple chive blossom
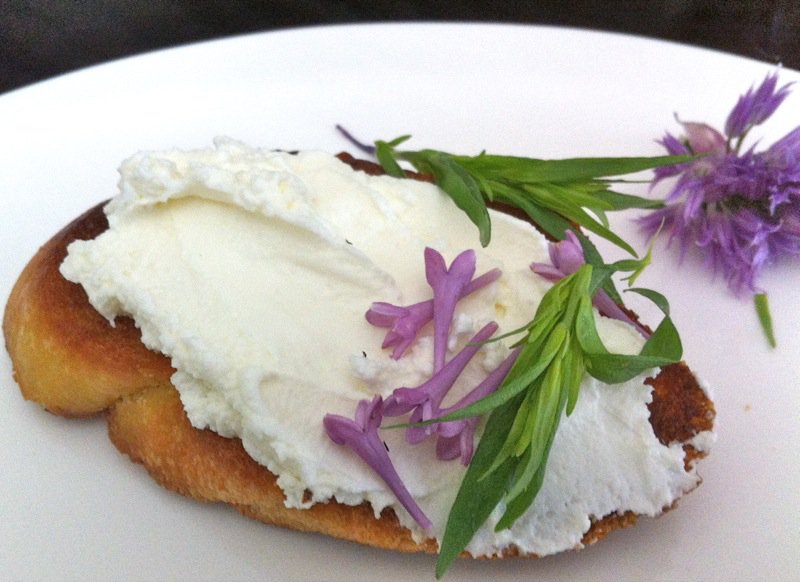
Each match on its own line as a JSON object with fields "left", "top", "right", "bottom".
{"left": 365, "top": 255, "right": 501, "bottom": 360}
{"left": 725, "top": 73, "right": 793, "bottom": 140}
{"left": 640, "top": 72, "right": 800, "bottom": 298}
{"left": 323, "top": 396, "right": 433, "bottom": 530}
{"left": 531, "top": 230, "right": 650, "bottom": 337}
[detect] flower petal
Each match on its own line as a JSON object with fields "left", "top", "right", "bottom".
{"left": 425, "top": 248, "right": 477, "bottom": 372}
{"left": 725, "top": 72, "right": 793, "bottom": 139}
{"left": 383, "top": 322, "right": 499, "bottom": 417}
{"left": 323, "top": 396, "right": 433, "bottom": 530}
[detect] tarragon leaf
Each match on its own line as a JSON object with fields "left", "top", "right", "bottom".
{"left": 491, "top": 183, "right": 574, "bottom": 240}
{"left": 454, "top": 153, "right": 690, "bottom": 183}
{"left": 585, "top": 352, "right": 677, "bottom": 383}
{"left": 422, "top": 152, "right": 492, "bottom": 247}
{"left": 375, "top": 140, "right": 406, "bottom": 178}
{"left": 435, "top": 396, "right": 522, "bottom": 579}
{"left": 590, "top": 188, "right": 666, "bottom": 210}
{"left": 377, "top": 140, "right": 688, "bottom": 251}
{"left": 626, "top": 286, "right": 671, "bottom": 316}
{"left": 495, "top": 389, "right": 563, "bottom": 531}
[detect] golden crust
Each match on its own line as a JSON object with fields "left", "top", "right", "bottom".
{"left": 107, "top": 383, "right": 438, "bottom": 553}
{"left": 3, "top": 205, "right": 173, "bottom": 417}
{"left": 3, "top": 160, "right": 714, "bottom": 558}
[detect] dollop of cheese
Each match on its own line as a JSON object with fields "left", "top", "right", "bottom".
{"left": 61, "top": 138, "right": 708, "bottom": 556}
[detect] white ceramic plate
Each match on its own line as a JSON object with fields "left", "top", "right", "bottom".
{"left": 1, "top": 23, "right": 798, "bottom": 581}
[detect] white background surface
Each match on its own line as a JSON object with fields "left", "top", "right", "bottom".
{"left": 1, "top": 23, "right": 798, "bottom": 581}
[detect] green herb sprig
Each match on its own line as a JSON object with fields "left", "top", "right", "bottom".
{"left": 351, "top": 133, "right": 687, "bottom": 577}
{"left": 374, "top": 135, "right": 686, "bottom": 253}
{"left": 431, "top": 252, "right": 681, "bottom": 577}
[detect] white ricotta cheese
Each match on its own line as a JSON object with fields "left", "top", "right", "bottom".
{"left": 60, "top": 138, "right": 710, "bottom": 556}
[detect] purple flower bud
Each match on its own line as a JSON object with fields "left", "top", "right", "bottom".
{"left": 323, "top": 396, "right": 433, "bottom": 530}
{"left": 724, "top": 73, "right": 793, "bottom": 139}
{"left": 680, "top": 121, "right": 727, "bottom": 154}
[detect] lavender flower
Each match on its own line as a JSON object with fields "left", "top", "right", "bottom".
{"left": 640, "top": 73, "right": 800, "bottom": 305}
{"left": 326, "top": 247, "right": 516, "bottom": 524}
{"left": 433, "top": 347, "right": 520, "bottom": 464}
{"left": 531, "top": 230, "right": 650, "bottom": 336}
{"left": 365, "top": 252, "right": 501, "bottom": 360}
{"left": 425, "top": 248, "right": 477, "bottom": 372}
{"left": 384, "top": 323, "right": 516, "bottom": 465}
{"left": 323, "top": 396, "right": 433, "bottom": 530}
{"left": 383, "top": 322, "right": 499, "bottom": 420}
{"left": 365, "top": 300, "right": 434, "bottom": 359}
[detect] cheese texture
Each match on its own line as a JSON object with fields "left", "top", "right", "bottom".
{"left": 60, "top": 138, "right": 709, "bottom": 556}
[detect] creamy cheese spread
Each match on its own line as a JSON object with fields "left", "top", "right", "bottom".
{"left": 61, "top": 138, "right": 710, "bottom": 557}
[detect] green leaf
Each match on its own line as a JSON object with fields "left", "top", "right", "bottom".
{"left": 488, "top": 389, "right": 535, "bottom": 471}
{"left": 620, "top": 229, "right": 659, "bottom": 286}
{"left": 640, "top": 314, "right": 682, "bottom": 361}
{"left": 575, "top": 292, "right": 608, "bottom": 355}
{"left": 495, "top": 451, "right": 548, "bottom": 531}
{"left": 424, "top": 153, "right": 492, "bottom": 247}
{"left": 524, "top": 181, "right": 616, "bottom": 214}
{"left": 442, "top": 318, "right": 566, "bottom": 425}
{"left": 495, "top": 376, "right": 567, "bottom": 530}
{"left": 385, "top": 134, "right": 413, "bottom": 147}
{"left": 626, "top": 287, "right": 671, "bottom": 316}
{"left": 563, "top": 333, "right": 586, "bottom": 416}
{"left": 435, "top": 397, "right": 522, "bottom": 579}
{"left": 754, "top": 292, "right": 777, "bottom": 348}
{"left": 563, "top": 266, "right": 592, "bottom": 322}
{"left": 585, "top": 352, "right": 677, "bottom": 383}
{"left": 575, "top": 231, "right": 624, "bottom": 304}
{"left": 374, "top": 140, "right": 406, "bottom": 178}
{"left": 577, "top": 281, "right": 682, "bottom": 383}
{"left": 510, "top": 352, "right": 563, "bottom": 472}
{"left": 495, "top": 420, "right": 557, "bottom": 531}
{"left": 573, "top": 211, "right": 638, "bottom": 256}
{"left": 493, "top": 184, "right": 574, "bottom": 241}
{"left": 626, "top": 286, "right": 682, "bottom": 361}
{"left": 456, "top": 153, "right": 690, "bottom": 183}
{"left": 590, "top": 188, "right": 665, "bottom": 210}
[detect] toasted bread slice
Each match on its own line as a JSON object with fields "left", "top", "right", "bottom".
{"left": 3, "top": 204, "right": 173, "bottom": 417}
{"left": 3, "top": 156, "right": 714, "bottom": 557}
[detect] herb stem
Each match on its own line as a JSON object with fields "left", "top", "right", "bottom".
{"left": 754, "top": 292, "right": 777, "bottom": 348}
